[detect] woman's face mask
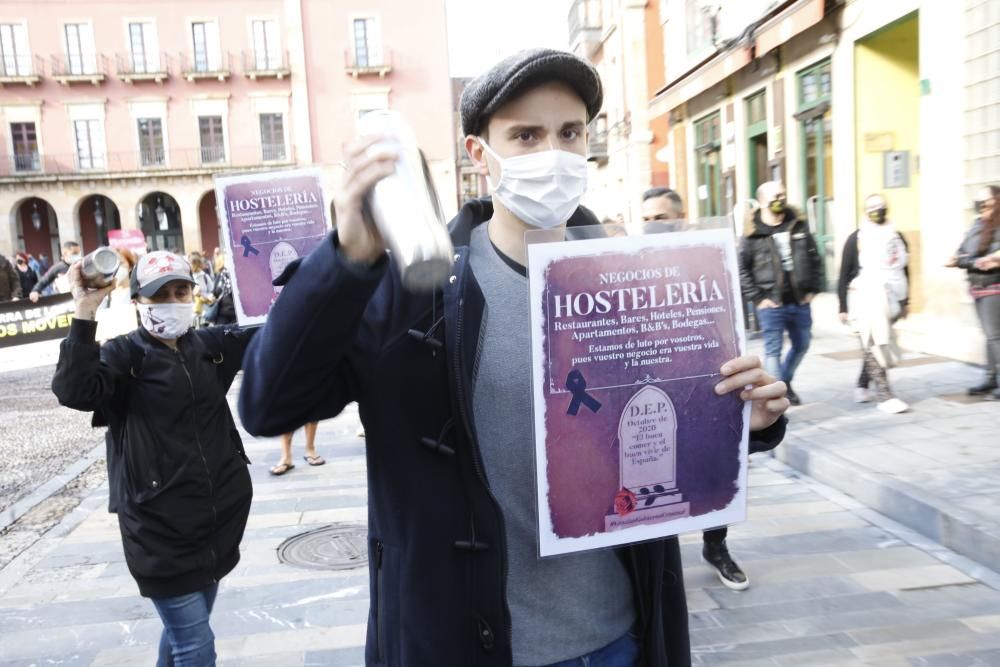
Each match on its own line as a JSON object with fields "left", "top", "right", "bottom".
{"left": 478, "top": 138, "right": 588, "bottom": 229}
{"left": 137, "top": 303, "right": 194, "bottom": 340}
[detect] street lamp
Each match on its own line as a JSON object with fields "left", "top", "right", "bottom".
{"left": 155, "top": 198, "right": 168, "bottom": 231}
{"left": 93, "top": 198, "right": 104, "bottom": 228}
{"left": 31, "top": 202, "right": 42, "bottom": 231}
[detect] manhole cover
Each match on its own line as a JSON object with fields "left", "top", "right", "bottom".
{"left": 277, "top": 523, "right": 368, "bottom": 570}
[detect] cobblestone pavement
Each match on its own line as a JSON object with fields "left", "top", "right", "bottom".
{"left": 0, "top": 363, "right": 105, "bottom": 517}
{"left": 3, "top": 396, "right": 1000, "bottom": 666}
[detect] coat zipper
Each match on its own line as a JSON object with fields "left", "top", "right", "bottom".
{"left": 375, "top": 540, "right": 385, "bottom": 662}
{"left": 450, "top": 286, "right": 513, "bottom": 655}
{"left": 177, "top": 347, "right": 219, "bottom": 578}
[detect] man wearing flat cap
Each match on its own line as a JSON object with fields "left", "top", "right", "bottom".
{"left": 240, "top": 49, "right": 788, "bottom": 666}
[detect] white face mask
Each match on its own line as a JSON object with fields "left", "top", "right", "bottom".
{"left": 478, "top": 138, "right": 588, "bottom": 229}
{"left": 138, "top": 303, "right": 194, "bottom": 340}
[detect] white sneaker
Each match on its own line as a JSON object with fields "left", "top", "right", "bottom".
{"left": 854, "top": 387, "right": 871, "bottom": 403}
{"left": 877, "top": 398, "right": 909, "bottom": 414}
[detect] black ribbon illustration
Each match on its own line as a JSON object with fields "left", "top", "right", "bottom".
{"left": 240, "top": 235, "right": 260, "bottom": 258}
{"left": 566, "top": 369, "right": 601, "bottom": 416}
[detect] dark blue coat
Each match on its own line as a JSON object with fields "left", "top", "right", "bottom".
{"left": 239, "top": 199, "right": 785, "bottom": 666}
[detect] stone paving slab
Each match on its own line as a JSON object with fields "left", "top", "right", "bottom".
{"left": 3, "top": 370, "right": 1000, "bottom": 665}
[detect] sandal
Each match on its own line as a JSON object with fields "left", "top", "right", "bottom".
{"left": 270, "top": 462, "right": 294, "bottom": 476}
{"left": 304, "top": 454, "right": 326, "bottom": 466}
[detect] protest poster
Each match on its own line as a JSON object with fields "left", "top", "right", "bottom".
{"left": 214, "top": 168, "right": 330, "bottom": 326}
{"left": 0, "top": 294, "right": 75, "bottom": 348}
{"left": 527, "top": 228, "right": 750, "bottom": 557}
{"left": 107, "top": 229, "right": 147, "bottom": 256}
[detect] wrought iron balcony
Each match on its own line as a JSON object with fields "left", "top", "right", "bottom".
{"left": 50, "top": 54, "right": 107, "bottom": 85}
{"left": 116, "top": 52, "right": 169, "bottom": 84}
{"left": 242, "top": 50, "right": 290, "bottom": 80}
{"left": 0, "top": 54, "right": 43, "bottom": 86}
{"left": 179, "top": 52, "right": 232, "bottom": 82}
{"left": 0, "top": 146, "right": 296, "bottom": 180}
{"left": 569, "top": 0, "right": 603, "bottom": 58}
{"left": 344, "top": 48, "right": 393, "bottom": 78}
{"left": 261, "top": 143, "right": 288, "bottom": 162}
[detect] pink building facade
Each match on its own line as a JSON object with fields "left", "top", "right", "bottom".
{"left": 0, "top": 0, "right": 456, "bottom": 260}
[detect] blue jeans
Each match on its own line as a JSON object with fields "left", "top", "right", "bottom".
{"left": 538, "top": 628, "right": 640, "bottom": 667}
{"left": 757, "top": 302, "right": 812, "bottom": 383}
{"left": 151, "top": 583, "right": 219, "bottom": 667}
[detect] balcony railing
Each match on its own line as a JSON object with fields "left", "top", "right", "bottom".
{"left": 116, "top": 52, "right": 169, "bottom": 84}
{"left": 51, "top": 54, "right": 107, "bottom": 85}
{"left": 242, "top": 50, "right": 290, "bottom": 80}
{"left": 0, "top": 54, "right": 43, "bottom": 85}
{"left": 569, "top": 0, "right": 603, "bottom": 58}
{"left": 200, "top": 145, "right": 226, "bottom": 165}
{"left": 12, "top": 152, "right": 41, "bottom": 173}
{"left": 0, "top": 146, "right": 296, "bottom": 179}
{"left": 344, "top": 48, "right": 392, "bottom": 77}
{"left": 179, "top": 52, "right": 232, "bottom": 82}
{"left": 261, "top": 143, "right": 287, "bottom": 162}
{"left": 140, "top": 147, "right": 166, "bottom": 167}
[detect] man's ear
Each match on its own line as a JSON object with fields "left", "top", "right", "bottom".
{"left": 464, "top": 135, "right": 490, "bottom": 177}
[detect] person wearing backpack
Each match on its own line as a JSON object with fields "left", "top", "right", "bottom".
{"left": 52, "top": 250, "right": 254, "bottom": 666}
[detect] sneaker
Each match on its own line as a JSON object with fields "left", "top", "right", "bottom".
{"left": 785, "top": 384, "right": 801, "bottom": 406}
{"left": 968, "top": 381, "right": 998, "bottom": 396}
{"left": 877, "top": 398, "right": 909, "bottom": 414}
{"left": 854, "top": 387, "right": 871, "bottom": 403}
{"left": 702, "top": 541, "right": 750, "bottom": 591}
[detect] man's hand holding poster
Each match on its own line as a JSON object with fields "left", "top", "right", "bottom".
{"left": 527, "top": 228, "right": 749, "bottom": 557}
{"left": 214, "top": 168, "right": 330, "bottom": 326}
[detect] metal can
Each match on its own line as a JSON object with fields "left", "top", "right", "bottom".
{"left": 356, "top": 110, "right": 455, "bottom": 291}
{"left": 80, "top": 247, "right": 121, "bottom": 288}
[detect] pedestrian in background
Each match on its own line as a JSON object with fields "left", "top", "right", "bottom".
{"left": 52, "top": 251, "right": 254, "bottom": 666}
{"left": 269, "top": 422, "right": 324, "bottom": 475}
{"left": 0, "top": 252, "right": 22, "bottom": 302}
{"left": 641, "top": 187, "right": 685, "bottom": 233}
{"left": 947, "top": 185, "right": 1000, "bottom": 400}
{"left": 30, "top": 241, "right": 81, "bottom": 302}
{"left": 207, "top": 251, "right": 237, "bottom": 326}
{"left": 14, "top": 253, "right": 38, "bottom": 298}
{"left": 838, "top": 193, "right": 911, "bottom": 414}
{"left": 739, "top": 181, "right": 825, "bottom": 405}
{"left": 239, "top": 48, "right": 789, "bottom": 666}
{"left": 190, "top": 254, "right": 214, "bottom": 327}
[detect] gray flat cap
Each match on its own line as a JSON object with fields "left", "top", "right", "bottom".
{"left": 460, "top": 48, "right": 603, "bottom": 137}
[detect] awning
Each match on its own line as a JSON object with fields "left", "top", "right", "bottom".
{"left": 649, "top": 0, "right": 827, "bottom": 119}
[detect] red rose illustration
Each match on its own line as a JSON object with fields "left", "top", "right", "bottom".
{"left": 614, "top": 487, "right": 637, "bottom": 517}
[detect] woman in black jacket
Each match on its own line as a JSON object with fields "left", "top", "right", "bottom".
{"left": 52, "top": 251, "right": 253, "bottom": 666}
{"left": 14, "top": 252, "right": 37, "bottom": 297}
{"left": 948, "top": 185, "right": 1000, "bottom": 400}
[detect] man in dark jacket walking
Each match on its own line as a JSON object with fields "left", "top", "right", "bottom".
{"left": 0, "top": 252, "right": 20, "bottom": 302}
{"left": 739, "top": 181, "right": 824, "bottom": 405}
{"left": 240, "top": 49, "right": 789, "bottom": 667}
{"left": 30, "top": 240, "right": 81, "bottom": 301}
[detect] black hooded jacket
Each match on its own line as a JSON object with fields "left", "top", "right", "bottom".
{"left": 239, "top": 198, "right": 785, "bottom": 666}
{"left": 52, "top": 321, "right": 254, "bottom": 598}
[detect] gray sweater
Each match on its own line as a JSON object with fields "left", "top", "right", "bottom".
{"left": 469, "top": 223, "right": 635, "bottom": 665}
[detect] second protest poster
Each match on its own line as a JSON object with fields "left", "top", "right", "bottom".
{"left": 527, "top": 228, "right": 750, "bottom": 557}
{"left": 215, "top": 168, "right": 329, "bottom": 327}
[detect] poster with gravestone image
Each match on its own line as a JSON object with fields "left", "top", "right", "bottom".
{"left": 214, "top": 168, "right": 330, "bottom": 327}
{"left": 527, "top": 228, "right": 750, "bottom": 557}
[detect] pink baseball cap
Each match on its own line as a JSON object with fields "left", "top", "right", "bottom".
{"left": 130, "top": 251, "right": 195, "bottom": 298}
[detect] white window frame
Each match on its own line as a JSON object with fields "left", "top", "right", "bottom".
{"left": 123, "top": 18, "right": 161, "bottom": 73}
{"left": 128, "top": 98, "right": 169, "bottom": 168}
{"left": 247, "top": 16, "right": 281, "bottom": 70}
{"left": 190, "top": 97, "right": 230, "bottom": 164}
{"left": 0, "top": 20, "right": 33, "bottom": 76}
{"left": 60, "top": 20, "right": 97, "bottom": 75}
{"left": 65, "top": 102, "right": 106, "bottom": 170}
{"left": 2, "top": 102, "right": 44, "bottom": 172}
{"left": 185, "top": 17, "right": 222, "bottom": 72}
{"left": 350, "top": 88, "right": 389, "bottom": 128}
{"left": 347, "top": 14, "right": 383, "bottom": 68}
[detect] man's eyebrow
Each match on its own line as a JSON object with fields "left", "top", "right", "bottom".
{"left": 562, "top": 121, "right": 586, "bottom": 130}
{"left": 505, "top": 124, "right": 545, "bottom": 136}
